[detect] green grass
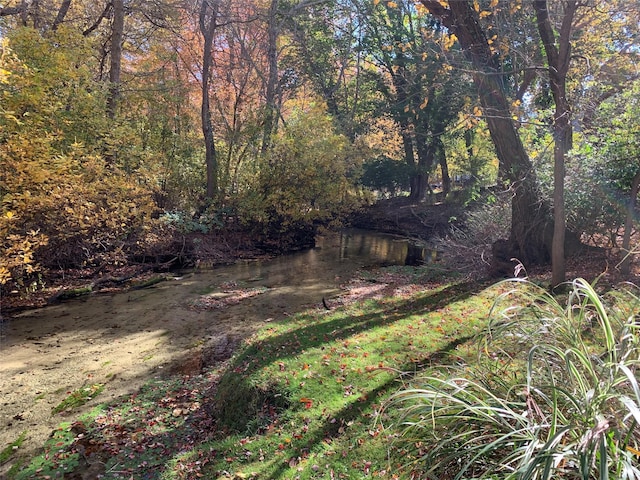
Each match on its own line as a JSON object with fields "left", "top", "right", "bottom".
{"left": 11, "top": 407, "right": 106, "bottom": 480}
{"left": 51, "top": 383, "right": 104, "bottom": 415}
{"left": 0, "top": 431, "right": 27, "bottom": 465}
{"left": 186, "top": 275, "right": 497, "bottom": 479}
{"left": 8, "top": 266, "right": 500, "bottom": 479}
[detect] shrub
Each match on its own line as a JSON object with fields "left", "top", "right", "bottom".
{"left": 386, "top": 278, "right": 640, "bottom": 479}
{"left": 431, "top": 192, "right": 511, "bottom": 279}
{"left": 360, "top": 155, "right": 412, "bottom": 198}
{"left": 236, "top": 105, "right": 364, "bottom": 248}
{"left": 0, "top": 30, "right": 156, "bottom": 291}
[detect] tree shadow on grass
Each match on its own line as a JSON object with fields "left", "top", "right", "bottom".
{"left": 214, "top": 279, "right": 491, "bottom": 431}
{"left": 262, "top": 332, "right": 480, "bottom": 480}
{"left": 8, "top": 279, "right": 492, "bottom": 479}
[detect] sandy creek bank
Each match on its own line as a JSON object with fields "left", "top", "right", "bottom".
{"left": 0, "top": 230, "right": 427, "bottom": 475}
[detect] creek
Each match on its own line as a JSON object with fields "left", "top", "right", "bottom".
{"left": 0, "top": 229, "right": 428, "bottom": 472}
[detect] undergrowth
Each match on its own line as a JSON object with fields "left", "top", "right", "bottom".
{"left": 387, "top": 278, "right": 640, "bottom": 479}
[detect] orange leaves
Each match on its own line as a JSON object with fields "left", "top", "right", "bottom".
{"left": 474, "top": 0, "right": 499, "bottom": 18}
{"left": 509, "top": 1, "right": 522, "bottom": 14}
{"left": 299, "top": 397, "right": 313, "bottom": 409}
{"left": 365, "top": 361, "right": 386, "bottom": 372}
{"left": 626, "top": 445, "right": 640, "bottom": 457}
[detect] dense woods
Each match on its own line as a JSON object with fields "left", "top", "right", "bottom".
{"left": 1, "top": 0, "right": 639, "bottom": 293}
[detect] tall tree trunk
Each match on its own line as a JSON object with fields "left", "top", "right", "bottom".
{"left": 437, "top": 138, "right": 450, "bottom": 195}
{"left": 534, "top": 0, "right": 577, "bottom": 286}
{"left": 390, "top": 67, "right": 423, "bottom": 200}
{"left": 107, "top": 0, "right": 124, "bottom": 120}
{"left": 200, "top": 0, "right": 218, "bottom": 200}
{"left": 413, "top": 137, "right": 438, "bottom": 203}
{"left": 261, "top": 0, "right": 279, "bottom": 155}
{"left": 399, "top": 122, "right": 417, "bottom": 193}
{"left": 30, "top": 0, "right": 40, "bottom": 29}
{"left": 421, "top": 0, "right": 552, "bottom": 270}
{"left": 20, "top": 0, "right": 29, "bottom": 26}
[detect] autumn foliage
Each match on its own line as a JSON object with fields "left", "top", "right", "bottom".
{"left": 0, "top": 29, "right": 156, "bottom": 291}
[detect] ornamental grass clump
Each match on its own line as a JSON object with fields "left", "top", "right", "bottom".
{"left": 386, "top": 278, "right": 640, "bottom": 480}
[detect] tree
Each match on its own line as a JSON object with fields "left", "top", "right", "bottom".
{"left": 199, "top": 0, "right": 222, "bottom": 200}
{"left": 241, "top": 104, "right": 363, "bottom": 250}
{"left": 260, "top": 0, "right": 279, "bottom": 153}
{"left": 420, "top": 0, "right": 555, "bottom": 273}
{"left": 357, "top": 0, "right": 470, "bottom": 202}
{"left": 532, "top": 0, "right": 579, "bottom": 285}
{"left": 283, "top": 0, "right": 369, "bottom": 140}
{"left": 106, "top": 0, "right": 125, "bottom": 120}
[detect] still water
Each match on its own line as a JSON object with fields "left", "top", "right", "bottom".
{"left": 220, "top": 228, "right": 429, "bottom": 298}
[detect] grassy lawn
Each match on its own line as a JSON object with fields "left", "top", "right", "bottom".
{"left": 8, "top": 267, "right": 508, "bottom": 479}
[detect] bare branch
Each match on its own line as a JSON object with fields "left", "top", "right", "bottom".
{"left": 51, "top": 0, "right": 72, "bottom": 31}
{"left": 0, "top": 5, "right": 25, "bottom": 17}
{"left": 83, "top": 2, "right": 112, "bottom": 36}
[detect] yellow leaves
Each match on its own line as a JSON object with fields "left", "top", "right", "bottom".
{"left": 473, "top": 106, "right": 483, "bottom": 117}
{"left": 387, "top": 1, "right": 398, "bottom": 7}
{"left": 5, "top": 211, "right": 15, "bottom": 219}
{"left": 419, "top": 97, "right": 429, "bottom": 110}
{"left": 473, "top": 0, "right": 480, "bottom": 12}
{"left": 373, "top": 0, "right": 380, "bottom": 5}
{"left": 490, "top": 0, "right": 499, "bottom": 7}
{"left": 0, "top": 229, "right": 48, "bottom": 286}
{"left": 442, "top": 33, "right": 457, "bottom": 51}
{"left": 0, "top": 67, "right": 11, "bottom": 84}
{"left": 0, "top": 266, "right": 10, "bottom": 285}
{"left": 510, "top": 1, "right": 522, "bottom": 14}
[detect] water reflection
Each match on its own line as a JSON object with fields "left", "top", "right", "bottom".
{"left": 335, "top": 229, "right": 428, "bottom": 266}
{"left": 188, "top": 229, "right": 430, "bottom": 313}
